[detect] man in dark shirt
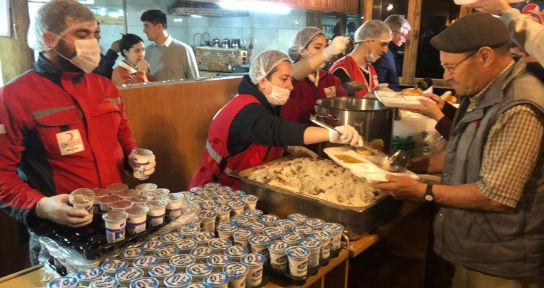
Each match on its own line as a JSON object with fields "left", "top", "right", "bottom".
{"left": 374, "top": 15, "right": 411, "bottom": 91}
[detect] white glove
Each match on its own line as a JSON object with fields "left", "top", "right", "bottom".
{"left": 129, "top": 149, "right": 156, "bottom": 180}
{"left": 286, "top": 146, "right": 318, "bottom": 159}
{"left": 329, "top": 125, "right": 364, "bottom": 147}
{"left": 35, "top": 194, "right": 93, "bottom": 228}
{"left": 322, "top": 36, "right": 350, "bottom": 59}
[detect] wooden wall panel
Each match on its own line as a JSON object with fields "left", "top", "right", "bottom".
{"left": 120, "top": 77, "right": 242, "bottom": 191}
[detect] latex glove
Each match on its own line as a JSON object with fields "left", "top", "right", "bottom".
{"left": 129, "top": 149, "right": 156, "bottom": 180}
{"left": 35, "top": 194, "right": 93, "bottom": 228}
{"left": 286, "top": 146, "right": 318, "bottom": 159}
{"left": 322, "top": 36, "right": 350, "bottom": 59}
{"left": 137, "top": 59, "right": 150, "bottom": 72}
{"left": 329, "top": 125, "right": 364, "bottom": 147}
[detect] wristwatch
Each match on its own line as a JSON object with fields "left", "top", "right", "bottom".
{"left": 424, "top": 184, "right": 434, "bottom": 202}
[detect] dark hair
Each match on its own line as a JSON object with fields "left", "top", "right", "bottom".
{"left": 120, "top": 33, "right": 144, "bottom": 58}
{"left": 140, "top": 9, "right": 167, "bottom": 29}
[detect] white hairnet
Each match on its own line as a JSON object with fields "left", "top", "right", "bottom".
{"left": 27, "top": 0, "right": 96, "bottom": 52}
{"left": 354, "top": 20, "right": 391, "bottom": 43}
{"left": 288, "top": 27, "right": 324, "bottom": 62}
{"left": 249, "top": 50, "right": 291, "bottom": 84}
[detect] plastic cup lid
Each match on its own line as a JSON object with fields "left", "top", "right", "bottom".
{"left": 193, "top": 232, "right": 215, "bottom": 242}
{"left": 262, "top": 214, "right": 279, "bottom": 222}
{"left": 69, "top": 188, "right": 95, "bottom": 204}
{"left": 207, "top": 254, "right": 231, "bottom": 266}
{"left": 246, "top": 221, "right": 265, "bottom": 231}
{"left": 102, "top": 210, "right": 129, "bottom": 222}
{"left": 301, "top": 237, "right": 322, "bottom": 249}
{"left": 109, "top": 200, "right": 134, "bottom": 210}
{"left": 309, "top": 230, "right": 333, "bottom": 240}
{"left": 117, "top": 189, "right": 139, "bottom": 199}
{"left": 243, "top": 209, "right": 263, "bottom": 218}
{"left": 101, "top": 258, "right": 128, "bottom": 273}
{"left": 223, "top": 263, "right": 248, "bottom": 278}
{"left": 134, "top": 256, "right": 160, "bottom": 267}
{"left": 217, "top": 222, "right": 238, "bottom": 232}
{"left": 105, "top": 183, "right": 129, "bottom": 194}
{"left": 175, "top": 239, "right": 197, "bottom": 250}
{"left": 282, "top": 232, "right": 304, "bottom": 243}
{"left": 126, "top": 205, "right": 148, "bottom": 216}
{"left": 161, "top": 232, "right": 183, "bottom": 243}
{"left": 130, "top": 194, "right": 152, "bottom": 203}
{"left": 217, "top": 205, "right": 231, "bottom": 214}
{"left": 115, "top": 267, "right": 144, "bottom": 281}
{"left": 268, "top": 241, "right": 289, "bottom": 251}
{"left": 169, "top": 255, "right": 196, "bottom": 267}
{"left": 286, "top": 246, "right": 310, "bottom": 258}
{"left": 191, "top": 246, "right": 213, "bottom": 257}
{"left": 155, "top": 246, "right": 179, "bottom": 258}
{"left": 233, "top": 229, "right": 251, "bottom": 238}
{"left": 93, "top": 188, "right": 110, "bottom": 198}
{"left": 243, "top": 195, "right": 258, "bottom": 202}
{"left": 99, "top": 195, "right": 123, "bottom": 205}
{"left": 240, "top": 253, "right": 265, "bottom": 265}
{"left": 204, "top": 273, "right": 230, "bottom": 286}
{"left": 143, "top": 240, "right": 165, "bottom": 251}
{"left": 135, "top": 183, "right": 158, "bottom": 192}
{"left": 77, "top": 267, "right": 104, "bottom": 280}
{"left": 225, "top": 245, "right": 247, "bottom": 257}
{"left": 229, "top": 200, "right": 245, "bottom": 208}
{"left": 164, "top": 273, "right": 192, "bottom": 287}
{"left": 305, "top": 218, "right": 325, "bottom": 227}
{"left": 149, "top": 263, "right": 175, "bottom": 277}
{"left": 120, "top": 247, "right": 143, "bottom": 259}
{"left": 90, "top": 276, "right": 118, "bottom": 288}
{"left": 249, "top": 234, "right": 271, "bottom": 246}
{"left": 152, "top": 188, "right": 170, "bottom": 197}
{"left": 129, "top": 277, "right": 159, "bottom": 288}
{"left": 186, "top": 283, "right": 207, "bottom": 288}
{"left": 231, "top": 216, "right": 250, "bottom": 225}
{"left": 186, "top": 264, "right": 212, "bottom": 276}
{"left": 276, "top": 219, "right": 296, "bottom": 228}
{"left": 323, "top": 223, "right": 344, "bottom": 233}
{"left": 292, "top": 226, "right": 313, "bottom": 234}
{"left": 287, "top": 213, "right": 308, "bottom": 222}
{"left": 147, "top": 199, "right": 167, "bottom": 208}
{"left": 48, "top": 276, "right": 78, "bottom": 288}
{"left": 209, "top": 238, "right": 232, "bottom": 249}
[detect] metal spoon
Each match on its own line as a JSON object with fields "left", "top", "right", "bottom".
{"left": 383, "top": 150, "right": 409, "bottom": 173}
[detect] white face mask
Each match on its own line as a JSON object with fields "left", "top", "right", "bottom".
{"left": 264, "top": 82, "right": 291, "bottom": 106}
{"left": 57, "top": 38, "right": 101, "bottom": 73}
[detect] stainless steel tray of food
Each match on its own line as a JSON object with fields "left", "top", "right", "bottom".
{"left": 237, "top": 158, "right": 402, "bottom": 240}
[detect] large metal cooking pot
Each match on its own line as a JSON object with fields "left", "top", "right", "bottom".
{"left": 315, "top": 97, "right": 394, "bottom": 153}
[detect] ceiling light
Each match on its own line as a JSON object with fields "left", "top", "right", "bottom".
{"left": 386, "top": 4, "right": 394, "bottom": 11}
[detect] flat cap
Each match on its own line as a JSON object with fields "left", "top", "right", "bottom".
{"left": 431, "top": 12, "right": 510, "bottom": 53}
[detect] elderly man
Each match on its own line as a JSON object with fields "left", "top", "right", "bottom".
{"left": 0, "top": 0, "right": 155, "bottom": 264}
{"left": 329, "top": 20, "right": 391, "bottom": 97}
{"left": 374, "top": 15, "right": 411, "bottom": 91}
{"left": 374, "top": 13, "right": 544, "bottom": 288}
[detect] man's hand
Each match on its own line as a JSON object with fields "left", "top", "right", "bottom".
{"left": 35, "top": 194, "right": 93, "bottom": 228}
{"left": 404, "top": 93, "right": 445, "bottom": 121}
{"left": 465, "top": 0, "right": 511, "bottom": 15}
{"left": 371, "top": 174, "right": 426, "bottom": 200}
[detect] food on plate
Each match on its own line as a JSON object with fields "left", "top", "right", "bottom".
{"left": 368, "top": 139, "right": 384, "bottom": 151}
{"left": 401, "top": 87, "right": 423, "bottom": 96}
{"left": 440, "top": 91, "right": 457, "bottom": 104}
{"left": 355, "top": 148, "right": 374, "bottom": 156}
{"left": 239, "top": 158, "right": 382, "bottom": 207}
{"left": 335, "top": 154, "right": 363, "bottom": 163}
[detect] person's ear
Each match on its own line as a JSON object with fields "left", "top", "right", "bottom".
{"left": 122, "top": 49, "right": 129, "bottom": 57}
{"left": 478, "top": 46, "right": 495, "bottom": 67}
{"left": 43, "top": 31, "right": 58, "bottom": 50}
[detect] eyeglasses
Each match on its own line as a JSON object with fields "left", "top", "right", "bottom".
{"left": 393, "top": 31, "right": 408, "bottom": 38}
{"left": 440, "top": 51, "right": 476, "bottom": 75}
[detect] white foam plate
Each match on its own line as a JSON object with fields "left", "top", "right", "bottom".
{"left": 375, "top": 91, "right": 434, "bottom": 108}
{"left": 323, "top": 146, "right": 419, "bottom": 183}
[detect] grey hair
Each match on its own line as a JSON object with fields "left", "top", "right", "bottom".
{"left": 354, "top": 20, "right": 391, "bottom": 43}
{"left": 384, "top": 15, "right": 411, "bottom": 32}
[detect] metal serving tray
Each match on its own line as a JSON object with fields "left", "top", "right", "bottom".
{"left": 238, "top": 171, "right": 401, "bottom": 240}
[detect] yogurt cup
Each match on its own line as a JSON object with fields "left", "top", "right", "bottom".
{"left": 287, "top": 213, "right": 308, "bottom": 226}
{"left": 169, "top": 254, "right": 196, "bottom": 272}
{"left": 246, "top": 221, "right": 265, "bottom": 235}
{"left": 129, "top": 277, "right": 159, "bottom": 288}
{"left": 77, "top": 267, "right": 105, "bottom": 287}
{"left": 228, "top": 200, "right": 246, "bottom": 216}
{"left": 89, "top": 276, "right": 118, "bottom": 288}
{"left": 135, "top": 183, "right": 158, "bottom": 195}
{"left": 117, "top": 189, "right": 139, "bottom": 200}
{"left": 48, "top": 276, "right": 79, "bottom": 288}
{"left": 178, "top": 224, "right": 201, "bottom": 239}
{"left": 99, "top": 195, "right": 123, "bottom": 213}
{"left": 208, "top": 238, "right": 233, "bottom": 253}
{"left": 109, "top": 200, "right": 134, "bottom": 211}
{"left": 216, "top": 205, "right": 232, "bottom": 223}
{"left": 102, "top": 210, "right": 128, "bottom": 243}
{"left": 248, "top": 235, "right": 271, "bottom": 260}
{"left": 203, "top": 182, "right": 221, "bottom": 189}
{"left": 242, "top": 209, "right": 263, "bottom": 222}
{"left": 309, "top": 231, "right": 332, "bottom": 262}
{"left": 148, "top": 263, "right": 176, "bottom": 284}
{"left": 186, "top": 283, "right": 207, "bottom": 288}
{"left": 190, "top": 246, "right": 214, "bottom": 263}
{"left": 322, "top": 223, "right": 344, "bottom": 255}
{"left": 200, "top": 210, "right": 217, "bottom": 233}
{"left": 232, "top": 228, "right": 252, "bottom": 248}
{"left": 207, "top": 254, "right": 231, "bottom": 272}
{"left": 142, "top": 240, "right": 166, "bottom": 255}
{"left": 268, "top": 241, "right": 289, "bottom": 272}
{"left": 286, "top": 246, "right": 310, "bottom": 279}
{"left": 223, "top": 263, "right": 248, "bottom": 288}
{"left": 134, "top": 256, "right": 160, "bottom": 273}
{"left": 155, "top": 246, "right": 180, "bottom": 263}
{"left": 261, "top": 214, "right": 280, "bottom": 227}
{"left": 69, "top": 188, "right": 95, "bottom": 214}
{"left": 214, "top": 195, "right": 232, "bottom": 205}
{"left": 193, "top": 232, "right": 215, "bottom": 246}
{"left": 161, "top": 232, "right": 184, "bottom": 246}
{"left": 166, "top": 192, "right": 184, "bottom": 221}
{"left": 292, "top": 226, "right": 314, "bottom": 237}
{"left": 120, "top": 247, "right": 144, "bottom": 262}
{"left": 231, "top": 190, "right": 246, "bottom": 199}
{"left": 242, "top": 195, "right": 258, "bottom": 210}
{"left": 264, "top": 227, "right": 286, "bottom": 240}
{"left": 240, "top": 253, "right": 265, "bottom": 287}
{"left": 305, "top": 218, "right": 325, "bottom": 230}
{"left": 105, "top": 183, "right": 129, "bottom": 195}
{"left": 151, "top": 188, "right": 170, "bottom": 200}
{"left": 147, "top": 199, "right": 168, "bottom": 227}
{"left": 301, "top": 237, "right": 322, "bottom": 272}
{"left": 200, "top": 200, "right": 218, "bottom": 211}
{"left": 185, "top": 263, "right": 213, "bottom": 282}
{"left": 126, "top": 205, "right": 149, "bottom": 235}
{"left": 93, "top": 188, "right": 110, "bottom": 215}
{"left": 276, "top": 219, "right": 296, "bottom": 230}
{"left": 164, "top": 273, "right": 192, "bottom": 288}
{"left": 101, "top": 258, "right": 129, "bottom": 275}
{"left": 130, "top": 194, "right": 152, "bottom": 206}
{"left": 204, "top": 272, "right": 230, "bottom": 288}
{"left": 175, "top": 239, "right": 198, "bottom": 254}
{"left": 231, "top": 216, "right": 250, "bottom": 227}
{"left": 115, "top": 267, "right": 144, "bottom": 286}
{"left": 281, "top": 232, "right": 305, "bottom": 247}
{"left": 225, "top": 245, "right": 248, "bottom": 262}
{"left": 216, "top": 222, "right": 238, "bottom": 240}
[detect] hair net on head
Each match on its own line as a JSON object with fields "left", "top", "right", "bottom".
{"left": 288, "top": 27, "right": 324, "bottom": 62}
{"left": 354, "top": 20, "right": 391, "bottom": 43}
{"left": 27, "top": 0, "right": 96, "bottom": 52}
{"left": 249, "top": 50, "right": 291, "bottom": 84}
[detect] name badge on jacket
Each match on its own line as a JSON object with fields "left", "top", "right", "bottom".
{"left": 324, "top": 86, "right": 336, "bottom": 98}
{"left": 56, "top": 129, "right": 85, "bottom": 155}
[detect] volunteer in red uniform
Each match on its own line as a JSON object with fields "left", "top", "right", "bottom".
{"left": 282, "top": 27, "right": 349, "bottom": 124}
{"left": 330, "top": 20, "right": 392, "bottom": 97}
{"left": 190, "top": 50, "right": 364, "bottom": 189}
{"left": 0, "top": 0, "right": 155, "bottom": 263}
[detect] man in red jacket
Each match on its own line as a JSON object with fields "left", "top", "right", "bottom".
{"left": 0, "top": 0, "right": 155, "bottom": 263}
